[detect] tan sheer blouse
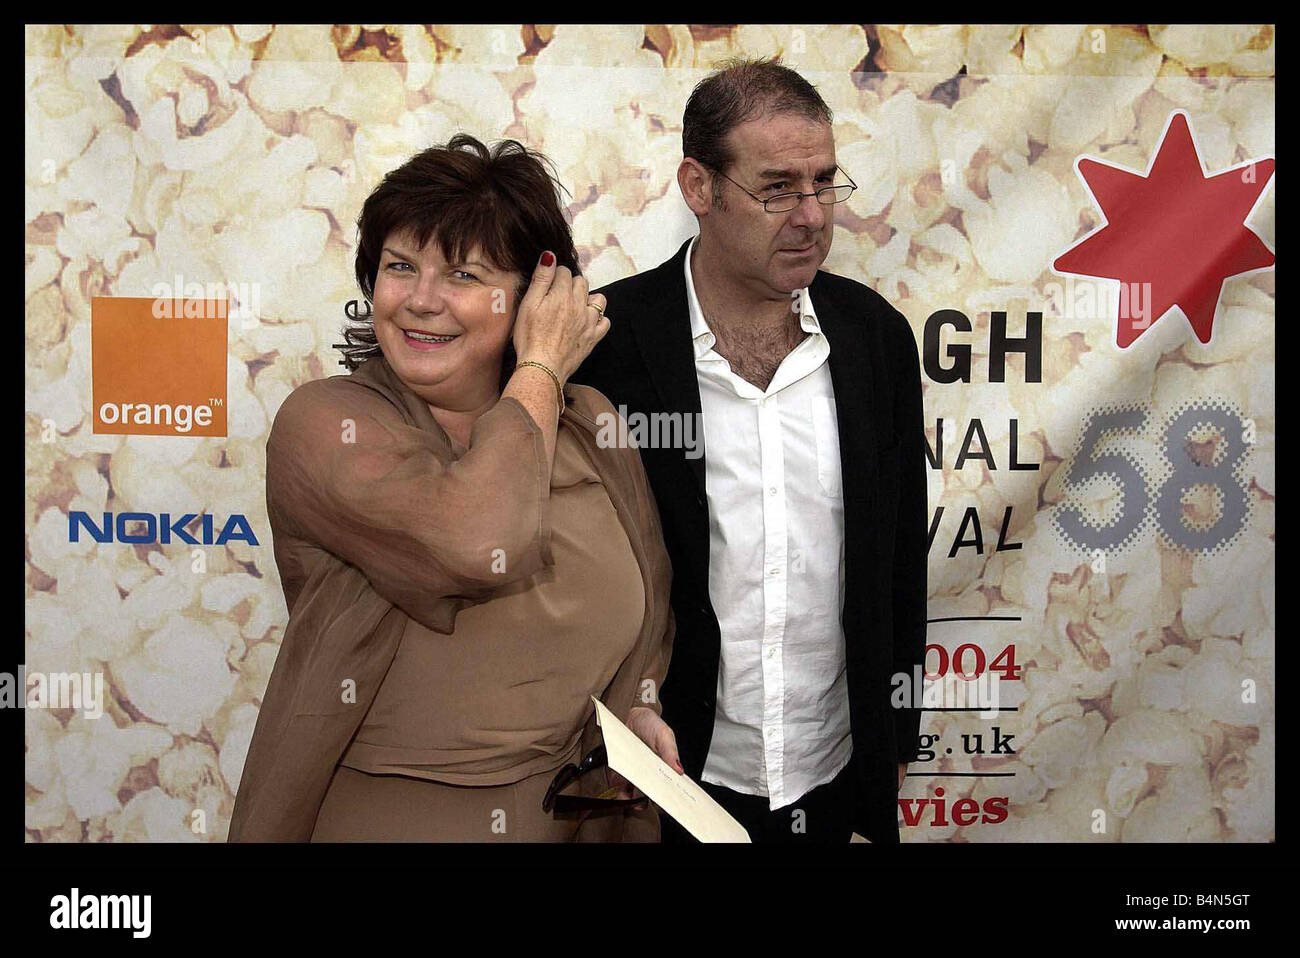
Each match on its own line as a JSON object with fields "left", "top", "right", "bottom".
{"left": 227, "top": 355, "right": 674, "bottom": 841}
{"left": 339, "top": 427, "right": 646, "bottom": 784}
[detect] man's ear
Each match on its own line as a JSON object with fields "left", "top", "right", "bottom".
{"left": 677, "top": 158, "right": 713, "bottom": 218}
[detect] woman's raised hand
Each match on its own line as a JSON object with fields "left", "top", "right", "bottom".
{"left": 512, "top": 251, "right": 609, "bottom": 384}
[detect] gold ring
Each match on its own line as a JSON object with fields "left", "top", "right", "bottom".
{"left": 589, "top": 300, "right": 605, "bottom": 316}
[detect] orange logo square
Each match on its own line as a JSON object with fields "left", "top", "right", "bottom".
{"left": 91, "top": 297, "right": 227, "bottom": 437}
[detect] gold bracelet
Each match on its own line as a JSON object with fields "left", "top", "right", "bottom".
{"left": 515, "top": 360, "right": 565, "bottom": 415}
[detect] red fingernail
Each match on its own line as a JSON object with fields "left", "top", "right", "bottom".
{"left": 540, "top": 251, "right": 555, "bottom": 267}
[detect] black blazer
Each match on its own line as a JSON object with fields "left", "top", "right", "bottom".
{"left": 575, "top": 239, "right": 927, "bottom": 843}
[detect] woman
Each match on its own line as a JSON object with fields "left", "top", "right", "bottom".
{"left": 228, "top": 134, "right": 678, "bottom": 842}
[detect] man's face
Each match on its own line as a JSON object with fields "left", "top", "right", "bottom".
{"left": 704, "top": 113, "right": 838, "bottom": 295}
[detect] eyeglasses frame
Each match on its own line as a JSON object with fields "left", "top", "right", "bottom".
{"left": 711, "top": 165, "right": 858, "bottom": 213}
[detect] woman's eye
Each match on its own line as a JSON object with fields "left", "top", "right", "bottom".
{"left": 385, "top": 261, "right": 412, "bottom": 272}
{"left": 452, "top": 270, "right": 479, "bottom": 282}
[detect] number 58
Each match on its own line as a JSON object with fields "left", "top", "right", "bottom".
{"left": 1052, "top": 401, "right": 1251, "bottom": 554}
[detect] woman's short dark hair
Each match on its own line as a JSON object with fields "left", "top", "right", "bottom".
{"left": 336, "top": 133, "right": 580, "bottom": 376}
{"left": 682, "top": 56, "right": 834, "bottom": 209}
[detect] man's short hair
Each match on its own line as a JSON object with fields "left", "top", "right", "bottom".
{"left": 683, "top": 56, "right": 834, "bottom": 209}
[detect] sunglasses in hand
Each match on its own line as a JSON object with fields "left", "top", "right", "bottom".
{"left": 542, "top": 744, "right": 649, "bottom": 813}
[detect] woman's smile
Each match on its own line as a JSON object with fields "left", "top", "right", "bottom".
{"left": 401, "top": 328, "right": 461, "bottom": 350}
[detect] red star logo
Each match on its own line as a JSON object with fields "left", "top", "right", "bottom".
{"left": 1053, "top": 110, "right": 1274, "bottom": 348}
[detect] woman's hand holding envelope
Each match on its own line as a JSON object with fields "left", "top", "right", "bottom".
{"left": 608, "top": 707, "right": 684, "bottom": 806}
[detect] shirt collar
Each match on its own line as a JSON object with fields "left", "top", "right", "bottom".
{"left": 683, "top": 235, "right": 823, "bottom": 360}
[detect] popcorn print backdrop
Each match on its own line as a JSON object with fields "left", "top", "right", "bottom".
{"left": 24, "top": 24, "right": 1274, "bottom": 842}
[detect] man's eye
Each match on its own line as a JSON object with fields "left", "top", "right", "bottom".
{"left": 764, "top": 182, "right": 789, "bottom": 193}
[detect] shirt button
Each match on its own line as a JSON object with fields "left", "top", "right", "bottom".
{"left": 769, "top": 568, "right": 779, "bottom": 576}
{"left": 768, "top": 486, "right": 778, "bottom": 496}
{"left": 766, "top": 728, "right": 777, "bottom": 738}
{"left": 767, "top": 648, "right": 776, "bottom": 658}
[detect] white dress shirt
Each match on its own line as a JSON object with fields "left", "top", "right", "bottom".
{"left": 685, "top": 237, "right": 853, "bottom": 811}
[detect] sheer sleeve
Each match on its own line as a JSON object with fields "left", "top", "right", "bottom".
{"left": 266, "top": 379, "right": 553, "bottom": 634}
{"left": 574, "top": 384, "right": 675, "bottom": 718}
{"left": 632, "top": 459, "right": 674, "bottom": 718}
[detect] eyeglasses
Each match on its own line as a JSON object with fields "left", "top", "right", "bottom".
{"left": 542, "top": 744, "right": 647, "bottom": 813}
{"left": 713, "top": 166, "right": 858, "bottom": 213}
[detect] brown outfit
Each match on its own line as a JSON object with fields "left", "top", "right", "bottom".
{"left": 227, "top": 354, "right": 674, "bottom": 842}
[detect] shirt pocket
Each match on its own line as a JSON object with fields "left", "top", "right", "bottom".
{"left": 812, "top": 396, "right": 843, "bottom": 499}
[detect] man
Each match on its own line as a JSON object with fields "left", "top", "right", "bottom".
{"left": 575, "top": 57, "right": 926, "bottom": 844}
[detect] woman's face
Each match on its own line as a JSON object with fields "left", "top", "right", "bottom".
{"left": 372, "top": 228, "right": 521, "bottom": 407}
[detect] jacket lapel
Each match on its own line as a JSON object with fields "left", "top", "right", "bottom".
{"left": 628, "top": 239, "right": 707, "bottom": 494}
{"left": 811, "top": 273, "right": 880, "bottom": 506}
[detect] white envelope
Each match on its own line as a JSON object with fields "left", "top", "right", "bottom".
{"left": 591, "top": 696, "right": 751, "bottom": 843}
